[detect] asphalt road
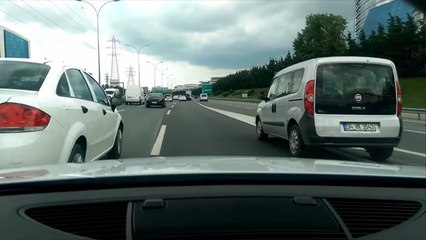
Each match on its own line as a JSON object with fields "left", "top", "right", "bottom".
{"left": 116, "top": 99, "right": 426, "bottom": 167}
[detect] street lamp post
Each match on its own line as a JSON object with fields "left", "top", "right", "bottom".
{"left": 146, "top": 61, "right": 163, "bottom": 87}
{"left": 76, "top": 0, "right": 120, "bottom": 84}
{"left": 125, "top": 44, "right": 150, "bottom": 86}
{"left": 159, "top": 68, "right": 168, "bottom": 87}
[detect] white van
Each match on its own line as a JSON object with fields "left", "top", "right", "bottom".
{"left": 256, "top": 56, "right": 402, "bottom": 161}
{"left": 125, "top": 85, "right": 144, "bottom": 105}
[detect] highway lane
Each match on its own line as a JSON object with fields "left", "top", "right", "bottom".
{"left": 198, "top": 99, "right": 426, "bottom": 166}
{"left": 116, "top": 99, "right": 424, "bottom": 167}
{"left": 116, "top": 103, "right": 170, "bottom": 158}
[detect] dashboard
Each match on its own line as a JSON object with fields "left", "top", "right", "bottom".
{"left": 0, "top": 174, "right": 425, "bottom": 240}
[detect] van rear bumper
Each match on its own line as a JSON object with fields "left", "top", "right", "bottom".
{"left": 298, "top": 113, "right": 402, "bottom": 147}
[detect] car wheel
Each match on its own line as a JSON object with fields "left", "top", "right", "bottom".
{"left": 107, "top": 127, "right": 123, "bottom": 159}
{"left": 366, "top": 147, "right": 393, "bottom": 162}
{"left": 288, "top": 125, "right": 305, "bottom": 157}
{"left": 256, "top": 118, "right": 268, "bottom": 140}
{"left": 146, "top": 104, "right": 150, "bottom": 108}
{"left": 125, "top": 102, "right": 128, "bottom": 105}
{"left": 68, "top": 144, "right": 85, "bottom": 163}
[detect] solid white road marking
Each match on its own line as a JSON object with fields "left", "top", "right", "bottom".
{"left": 197, "top": 103, "right": 255, "bottom": 126}
{"left": 167, "top": 110, "right": 171, "bottom": 115}
{"left": 394, "top": 148, "right": 426, "bottom": 158}
{"left": 150, "top": 125, "right": 167, "bottom": 156}
{"left": 403, "top": 129, "right": 426, "bottom": 135}
{"left": 199, "top": 103, "right": 426, "bottom": 158}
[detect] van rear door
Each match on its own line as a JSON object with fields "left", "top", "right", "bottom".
{"left": 314, "top": 63, "right": 400, "bottom": 138}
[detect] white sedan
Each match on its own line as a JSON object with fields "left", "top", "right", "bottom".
{"left": 178, "top": 95, "right": 187, "bottom": 101}
{"left": 0, "top": 58, "right": 124, "bottom": 169}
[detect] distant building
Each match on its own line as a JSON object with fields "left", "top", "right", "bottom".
{"left": 184, "top": 84, "right": 200, "bottom": 89}
{"left": 174, "top": 85, "right": 186, "bottom": 90}
{"left": 355, "top": 0, "right": 423, "bottom": 38}
{"left": 0, "top": 25, "right": 30, "bottom": 58}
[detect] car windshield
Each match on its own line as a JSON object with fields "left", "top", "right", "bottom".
{"left": 0, "top": 0, "right": 425, "bottom": 185}
{"left": 0, "top": 61, "right": 50, "bottom": 91}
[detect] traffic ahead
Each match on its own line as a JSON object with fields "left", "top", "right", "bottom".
{"left": 117, "top": 99, "right": 425, "bottom": 167}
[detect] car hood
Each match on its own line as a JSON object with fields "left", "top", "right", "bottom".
{"left": 0, "top": 156, "right": 424, "bottom": 183}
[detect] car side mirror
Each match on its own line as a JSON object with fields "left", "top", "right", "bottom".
{"left": 258, "top": 93, "right": 269, "bottom": 102}
{"left": 111, "top": 97, "right": 122, "bottom": 112}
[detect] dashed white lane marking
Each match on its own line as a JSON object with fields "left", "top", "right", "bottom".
{"left": 118, "top": 109, "right": 126, "bottom": 112}
{"left": 171, "top": 105, "right": 174, "bottom": 108}
{"left": 167, "top": 110, "right": 171, "bottom": 115}
{"left": 197, "top": 103, "right": 255, "bottom": 126}
{"left": 150, "top": 125, "right": 167, "bottom": 156}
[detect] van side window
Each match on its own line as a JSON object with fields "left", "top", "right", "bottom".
{"left": 291, "top": 69, "right": 304, "bottom": 93}
{"left": 268, "top": 78, "right": 279, "bottom": 99}
{"left": 276, "top": 72, "right": 293, "bottom": 98}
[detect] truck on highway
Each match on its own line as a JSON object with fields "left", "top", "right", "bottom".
{"left": 185, "top": 90, "right": 192, "bottom": 100}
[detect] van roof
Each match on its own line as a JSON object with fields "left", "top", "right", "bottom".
{"left": 274, "top": 56, "right": 395, "bottom": 78}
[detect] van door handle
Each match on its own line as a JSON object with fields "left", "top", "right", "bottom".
{"left": 81, "top": 106, "right": 88, "bottom": 114}
{"left": 102, "top": 109, "right": 107, "bottom": 115}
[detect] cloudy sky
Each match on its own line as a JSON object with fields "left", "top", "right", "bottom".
{"left": 0, "top": 0, "right": 354, "bottom": 88}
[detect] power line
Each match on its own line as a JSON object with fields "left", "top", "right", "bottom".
{"left": 43, "top": 1, "right": 91, "bottom": 34}
{"left": 63, "top": 1, "right": 97, "bottom": 32}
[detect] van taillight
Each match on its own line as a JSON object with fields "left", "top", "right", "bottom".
{"left": 0, "top": 103, "right": 51, "bottom": 132}
{"left": 304, "top": 80, "right": 315, "bottom": 115}
{"left": 396, "top": 81, "right": 402, "bottom": 115}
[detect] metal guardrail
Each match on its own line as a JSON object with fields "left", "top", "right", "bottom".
{"left": 402, "top": 108, "right": 426, "bottom": 120}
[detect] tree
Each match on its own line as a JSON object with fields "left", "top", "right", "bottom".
{"left": 293, "top": 13, "right": 347, "bottom": 61}
{"left": 345, "top": 32, "right": 359, "bottom": 56}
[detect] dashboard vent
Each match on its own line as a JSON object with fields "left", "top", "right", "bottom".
{"left": 327, "top": 198, "right": 422, "bottom": 238}
{"left": 25, "top": 201, "right": 128, "bottom": 240}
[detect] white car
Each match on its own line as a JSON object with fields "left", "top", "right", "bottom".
{"left": 0, "top": 58, "right": 124, "bottom": 169}
{"left": 256, "top": 56, "right": 402, "bottom": 161}
{"left": 178, "top": 95, "right": 187, "bottom": 101}
{"left": 200, "top": 93, "right": 208, "bottom": 101}
{"left": 164, "top": 94, "right": 173, "bottom": 102}
{"left": 173, "top": 95, "right": 179, "bottom": 100}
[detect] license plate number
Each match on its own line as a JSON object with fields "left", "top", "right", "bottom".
{"left": 343, "top": 123, "right": 376, "bottom": 131}
{"left": 152, "top": 102, "right": 157, "bottom": 104}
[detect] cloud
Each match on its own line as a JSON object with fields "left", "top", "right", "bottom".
{"left": 105, "top": 0, "right": 354, "bottom": 69}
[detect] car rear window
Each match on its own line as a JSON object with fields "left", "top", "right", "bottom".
{"left": 315, "top": 63, "right": 396, "bottom": 115}
{"left": 149, "top": 93, "right": 162, "bottom": 97}
{"left": 0, "top": 61, "right": 50, "bottom": 91}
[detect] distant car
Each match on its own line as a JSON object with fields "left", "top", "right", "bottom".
{"left": 105, "top": 88, "right": 119, "bottom": 99}
{"left": 164, "top": 94, "right": 173, "bottom": 102}
{"left": 179, "top": 95, "right": 187, "bottom": 101}
{"left": 146, "top": 93, "right": 166, "bottom": 108}
{"left": 200, "top": 93, "right": 208, "bottom": 102}
{"left": 193, "top": 95, "right": 198, "bottom": 99}
{"left": 173, "top": 95, "right": 179, "bottom": 100}
{"left": 185, "top": 94, "right": 192, "bottom": 100}
{"left": 0, "top": 58, "right": 124, "bottom": 168}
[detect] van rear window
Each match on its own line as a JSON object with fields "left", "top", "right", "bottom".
{"left": 0, "top": 61, "right": 50, "bottom": 91}
{"left": 315, "top": 63, "right": 396, "bottom": 115}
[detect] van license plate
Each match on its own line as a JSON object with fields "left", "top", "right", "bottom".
{"left": 343, "top": 123, "right": 376, "bottom": 132}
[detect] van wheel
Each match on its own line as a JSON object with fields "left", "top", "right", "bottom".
{"left": 288, "top": 125, "right": 305, "bottom": 157}
{"left": 107, "top": 128, "right": 123, "bottom": 159}
{"left": 68, "top": 144, "right": 85, "bottom": 163}
{"left": 366, "top": 147, "right": 393, "bottom": 162}
{"left": 256, "top": 118, "right": 268, "bottom": 140}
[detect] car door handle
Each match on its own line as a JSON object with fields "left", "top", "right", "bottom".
{"left": 81, "top": 106, "right": 88, "bottom": 114}
{"left": 272, "top": 103, "right": 276, "bottom": 113}
{"left": 102, "top": 109, "right": 107, "bottom": 115}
